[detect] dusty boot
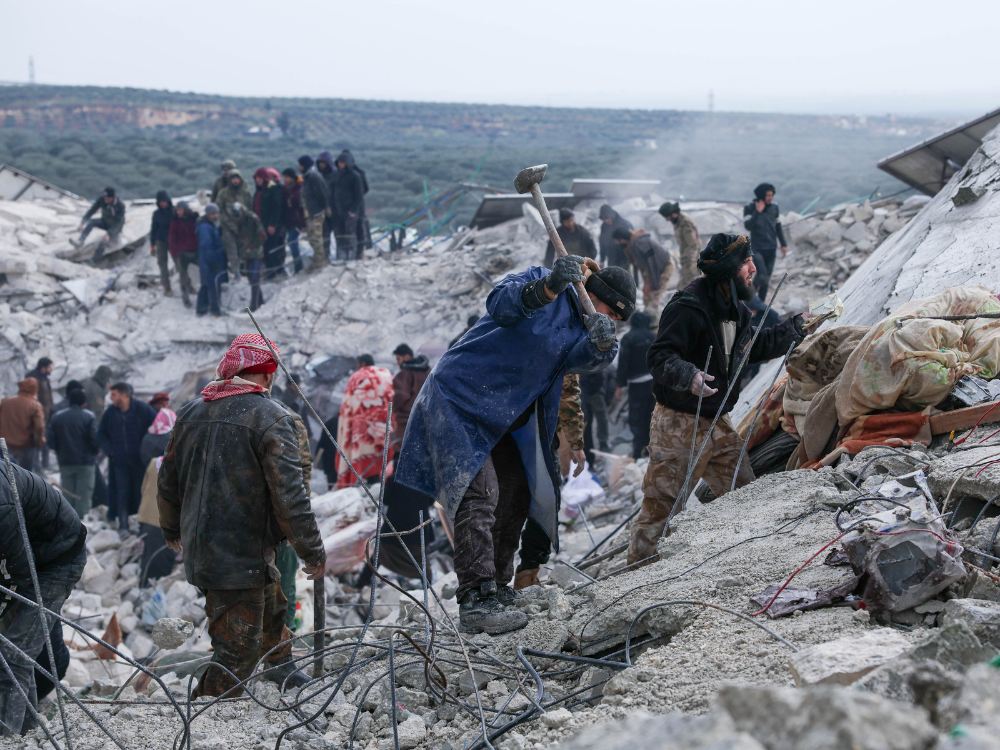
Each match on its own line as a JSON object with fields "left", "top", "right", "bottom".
{"left": 264, "top": 661, "right": 311, "bottom": 691}
{"left": 513, "top": 568, "right": 540, "bottom": 590}
{"left": 164, "top": 282, "right": 173, "bottom": 297}
{"left": 459, "top": 582, "right": 527, "bottom": 635}
{"left": 496, "top": 584, "right": 521, "bottom": 606}
{"left": 306, "top": 254, "right": 329, "bottom": 274}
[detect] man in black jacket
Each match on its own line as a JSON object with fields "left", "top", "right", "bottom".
{"left": 615, "top": 310, "right": 657, "bottom": 458}
{"left": 544, "top": 208, "right": 598, "bottom": 267}
{"left": 150, "top": 190, "right": 174, "bottom": 296}
{"left": 598, "top": 204, "right": 633, "bottom": 270}
{"left": 333, "top": 150, "right": 365, "bottom": 262}
{"left": 743, "top": 183, "right": 787, "bottom": 298}
{"left": 158, "top": 334, "right": 326, "bottom": 696}
{"left": 74, "top": 187, "right": 126, "bottom": 261}
{"left": 0, "top": 458, "right": 87, "bottom": 736}
{"left": 298, "top": 155, "right": 330, "bottom": 273}
{"left": 627, "top": 234, "right": 805, "bottom": 566}
{"left": 316, "top": 152, "right": 339, "bottom": 261}
{"left": 46, "top": 389, "right": 99, "bottom": 517}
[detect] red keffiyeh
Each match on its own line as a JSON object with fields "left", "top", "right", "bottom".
{"left": 201, "top": 334, "right": 280, "bottom": 402}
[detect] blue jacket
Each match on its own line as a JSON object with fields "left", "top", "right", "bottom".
{"left": 395, "top": 267, "right": 616, "bottom": 548}
{"left": 97, "top": 399, "right": 157, "bottom": 471}
{"left": 196, "top": 218, "right": 226, "bottom": 268}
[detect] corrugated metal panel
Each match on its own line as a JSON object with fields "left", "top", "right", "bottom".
{"left": 469, "top": 193, "right": 576, "bottom": 229}
{"left": 878, "top": 108, "right": 1000, "bottom": 196}
{"left": 0, "top": 164, "right": 80, "bottom": 201}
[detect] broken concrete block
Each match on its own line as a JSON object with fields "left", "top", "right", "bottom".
{"left": 941, "top": 662, "right": 1000, "bottom": 732}
{"left": 64, "top": 657, "right": 91, "bottom": 687}
{"left": 952, "top": 186, "right": 986, "bottom": 206}
{"left": 395, "top": 715, "right": 427, "bottom": 749}
{"left": 788, "top": 628, "right": 911, "bottom": 686}
{"left": 716, "top": 683, "right": 938, "bottom": 750}
{"left": 942, "top": 599, "right": 1000, "bottom": 649}
{"left": 458, "top": 668, "right": 490, "bottom": 696}
{"left": 842, "top": 220, "right": 867, "bottom": 244}
{"left": 150, "top": 617, "right": 194, "bottom": 649}
{"left": 86, "top": 528, "right": 121, "bottom": 554}
{"left": 547, "top": 563, "right": 588, "bottom": 590}
{"left": 551, "top": 710, "right": 764, "bottom": 750}
{"left": 541, "top": 707, "right": 573, "bottom": 728}
{"left": 125, "top": 630, "right": 155, "bottom": 660}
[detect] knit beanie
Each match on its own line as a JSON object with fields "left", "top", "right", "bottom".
{"left": 658, "top": 202, "right": 680, "bottom": 218}
{"left": 298, "top": 154, "right": 314, "bottom": 170}
{"left": 281, "top": 167, "right": 297, "bottom": 179}
{"left": 585, "top": 266, "right": 636, "bottom": 321}
{"left": 697, "top": 233, "right": 752, "bottom": 281}
{"left": 104, "top": 186, "right": 116, "bottom": 198}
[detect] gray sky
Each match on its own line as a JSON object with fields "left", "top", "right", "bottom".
{"left": 3, "top": 0, "right": 999, "bottom": 118}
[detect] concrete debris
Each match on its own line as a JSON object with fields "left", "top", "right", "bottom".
{"left": 150, "top": 617, "right": 195, "bottom": 649}
{"left": 941, "top": 599, "right": 1000, "bottom": 649}
{"left": 788, "top": 628, "right": 911, "bottom": 686}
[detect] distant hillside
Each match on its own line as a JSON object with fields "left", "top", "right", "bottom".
{"left": 0, "top": 85, "right": 957, "bottom": 227}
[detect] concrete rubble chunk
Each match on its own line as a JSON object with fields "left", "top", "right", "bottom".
{"left": 395, "top": 715, "right": 427, "bottom": 749}
{"left": 716, "top": 683, "right": 938, "bottom": 750}
{"left": 553, "top": 710, "right": 765, "bottom": 750}
{"left": 85, "top": 528, "right": 121, "bottom": 554}
{"left": 788, "top": 628, "right": 911, "bottom": 686}
{"left": 941, "top": 599, "right": 1000, "bottom": 649}
{"left": 150, "top": 617, "right": 195, "bottom": 649}
{"left": 541, "top": 707, "right": 573, "bottom": 728}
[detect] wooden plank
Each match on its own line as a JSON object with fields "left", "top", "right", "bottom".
{"left": 930, "top": 402, "right": 1000, "bottom": 435}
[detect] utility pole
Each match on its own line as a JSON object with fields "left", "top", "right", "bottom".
{"left": 28, "top": 56, "right": 35, "bottom": 85}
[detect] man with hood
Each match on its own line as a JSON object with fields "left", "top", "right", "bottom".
{"left": 158, "top": 334, "right": 326, "bottom": 696}
{"left": 658, "top": 202, "right": 701, "bottom": 287}
{"left": 75, "top": 187, "right": 126, "bottom": 261}
{"left": 196, "top": 204, "right": 227, "bottom": 317}
{"left": 341, "top": 149, "right": 372, "bottom": 250}
{"left": 390, "top": 344, "right": 431, "bottom": 458}
{"left": 150, "top": 190, "right": 174, "bottom": 296}
{"left": 252, "top": 168, "right": 286, "bottom": 280}
{"left": 216, "top": 169, "right": 254, "bottom": 280}
{"left": 231, "top": 202, "right": 267, "bottom": 312}
{"left": 333, "top": 151, "right": 365, "bottom": 261}
{"left": 281, "top": 168, "right": 306, "bottom": 273}
{"left": 396, "top": 256, "right": 633, "bottom": 634}
{"left": 169, "top": 200, "right": 200, "bottom": 308}
{"left": 743, "top": 183, "right": 787, "bottom": 298}
{"left": 615, "top": 310, "right": 657, "bottom": 459}
{"left": 316, "top": 152, "right": 338, "bottom": 261}
{"left": 543, "top": 208, "right": 597, "bottom": 268}
{"left": 627, "top": 234, "right": 807, "bottom": 567}
{"left": 211, "top": 159, "right": 236, "bottom": 202}
{"left": 0, "top": 378, "right": 46, "bottom": 472}
{"left": 612, "top": 228, "right": 676, "bottom": 316}
{"left": 298, "top": 155, "right": 330, "bottom": 272}
{"left": 597, "top": 204, "right": 633, "bottom": 270}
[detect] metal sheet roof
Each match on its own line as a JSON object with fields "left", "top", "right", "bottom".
{"left": 877, "top": 107, "right": 1000, "bottom": 196}
{"left": 570, "top": 178, "right": 661, "bottom": 200}
{"left": 469, "top": 193, "right": 576, "bottom": 229}
{"left": 0, "top": 164, "right": 79, "bottom": 201}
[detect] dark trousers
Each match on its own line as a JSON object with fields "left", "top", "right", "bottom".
{"left": 195, "top": 581, "right": 293, "bottom": 698}
{"left": 0, "top": 551, "right": 85, "bottom": 736}
{"left": 628, "top": 381, "right": 656, "bottom": 459}
{"left": 8, "top": 449, "right": 37, "bottom": 474}
{"left": 286, "top": 227, "right": 303, "bottom": 273}
{"left": 32, "top": 622, "right": 68, "bottom": 706}
{"left": 753, "top": 247, "right": 777, "bottom": 299}
{"left": 154, "top": 240, "right": 171, "bottom": 290}
{"left": 246, "top": 258, "right": 264, "bottom": 311}
{"left": 92, "top": 464, "right": 108, "bottom": 508}
{"left": 263, "top": 231, "right": 287, "bottom": 280}
{"left": 108, "top": 461, "right": 143, "bottom": 530}
{"left": 334, "top": 214, "right": 360, "bottom": 261}
{"left": 582, "top": 393, "right": 610, "bottom": 461}
{"left": 196, "top": 260, "right": 225, "bottom": 315}
{"left": 453, "top": 434, "right": 531, "bottom": 601}
{"left": 322, "top": 216, "right": 334, "bottom": 259}
{"left": 176, "top": 250, "right": 198, "bottom": 305}
{"left": 138, "top": 522, "right": 177, "bottom": 586}
{"left": 516, "top": 518, "right": 552, "bottom": 572}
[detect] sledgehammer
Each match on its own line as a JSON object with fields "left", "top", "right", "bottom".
{"left": 514, "top": 164, "right": 596, "bottom": 316}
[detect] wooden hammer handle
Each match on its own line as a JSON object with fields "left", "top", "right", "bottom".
{"left": 529, "top": 184, "right": 597, "bottom": 316}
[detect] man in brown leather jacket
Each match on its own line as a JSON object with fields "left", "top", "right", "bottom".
{"left": 158, "top": 334, "right": 325, "bottom": 697}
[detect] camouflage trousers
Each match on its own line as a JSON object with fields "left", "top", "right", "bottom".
{"left": 194, "top": 579, "right": 294, "bottom": 697}
{"left": 643, "top": 261, "right": 676, "bottom": 318}
{"left": 627, "top": 404, "right": 754, "bottom": 566}
{"left": 304, "top": 215, "right": 328, "bottom": 269}
{"left": 678, "top": 244, "right": 699, "bottom": 288}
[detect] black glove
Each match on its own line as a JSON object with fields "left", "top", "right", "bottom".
{"left": 584, "top": 313, "right": 617, "bottom": 352}
{"left": 545, "top": 255, "right": 586, "bottom": 295}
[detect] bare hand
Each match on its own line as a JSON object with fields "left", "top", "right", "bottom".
{"left": 690, "top": 370, "right": 718, "bottom": 397}
{"left": 755, "top": 200, "right": 765, "bottom": 213}
{"left": 781, "top": 246, "right": 788, "bottom": 259}
{"left": 165, "top": 539, "right": 183, "bottom": 553}
{"left": 150, "top": 246, "right": 156, "bottom": 255}
{"left": 303, "top": 561, "right": 326, "bottom": 580}
{"left": 570, "top": 448, "right": 586, "bottom": 476}
{"left": 614, "top": 387, "right": 622, "bottom": 401}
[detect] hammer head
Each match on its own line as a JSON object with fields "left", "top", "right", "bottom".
{"left": 514, "top": 164, "right": 547, "bottom": 194}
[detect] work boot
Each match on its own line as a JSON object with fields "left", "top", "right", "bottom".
{"left": 513, "top": 568, "right": 541, "bottom": 591}
{"left": 164, "top": 283, "right": 173, "bottom": 297}
{"left": 496, "top": 584, "right": 521, "bottom": 606}
{"left": 459, "top": 582, "right": 528, "bottom": 635}
{"left": 264, "top": 661, "right": 312, "bottom": 691}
